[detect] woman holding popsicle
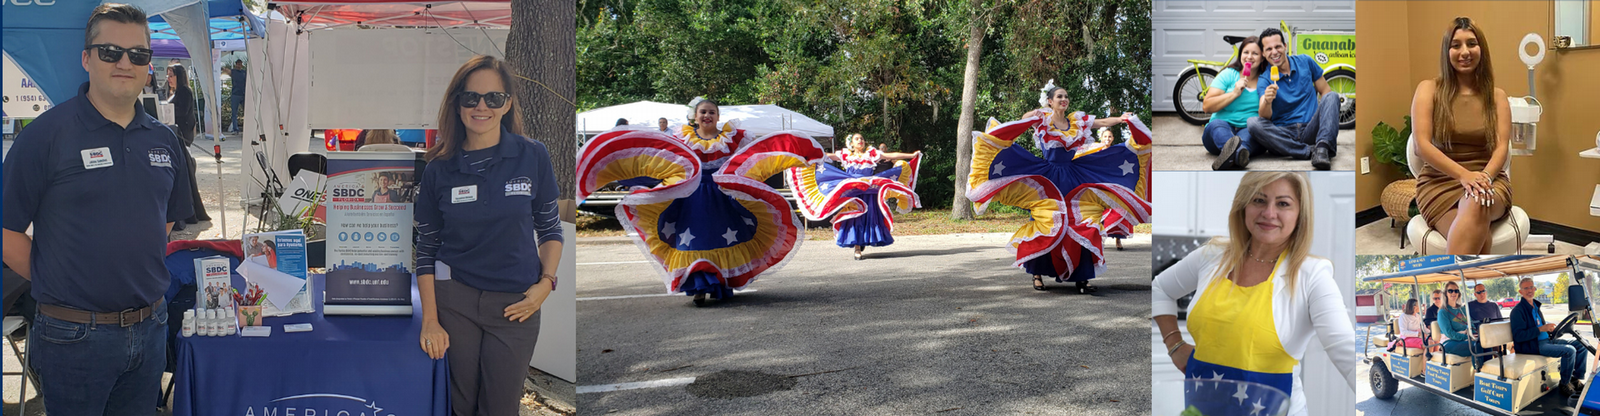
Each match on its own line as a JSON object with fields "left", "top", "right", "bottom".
{"left": 1409, "top": 17, "right": 1512, "bottom": 254}
{"left": 1200, "top": 36, "right": 1263, "bottom": 170}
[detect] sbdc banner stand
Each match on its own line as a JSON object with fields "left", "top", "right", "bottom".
{"left": 323, "top": 151, "right": 423, "bottom": 315}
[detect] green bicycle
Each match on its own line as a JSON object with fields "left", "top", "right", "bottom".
{"left": 1171, "top": 21, "right": 1356, "bottom": 130}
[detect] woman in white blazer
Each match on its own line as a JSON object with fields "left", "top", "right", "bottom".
{"left": 1152, "top": 171, "right": 1355, "bottom": 416}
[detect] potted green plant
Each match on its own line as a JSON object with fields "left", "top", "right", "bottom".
{"left": 1371, "top": 116, "right": 1420, "bottom": 225}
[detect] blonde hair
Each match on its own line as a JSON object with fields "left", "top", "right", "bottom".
{"left": 1207, "top": 172, "right": 1316, "bottom": 293}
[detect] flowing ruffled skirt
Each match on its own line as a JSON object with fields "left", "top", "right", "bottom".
{"left": 964, "top": 116, "right": 1153, "bottom": 280}
{"left": 577, "top": 127, "right": 825, "bottom": 297}
{"left": 786, "top": 155, "right": 922, "bottom": 248}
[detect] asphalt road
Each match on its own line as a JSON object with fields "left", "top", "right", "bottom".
{"left": 576, "top": 232, "right": 1153, "bottom": 415}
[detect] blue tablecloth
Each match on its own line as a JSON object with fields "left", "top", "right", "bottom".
{"left": 174, "top": 273, "right": 448, "bottom": 416}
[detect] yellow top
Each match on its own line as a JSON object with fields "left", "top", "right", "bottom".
{"left": 1187, "top": 251, "right": 1298, "bottom": 374}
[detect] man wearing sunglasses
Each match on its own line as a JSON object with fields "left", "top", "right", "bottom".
{"left": 1, "top": 4, "right": 193, "bottom": 414}
{"left": 1468, "top": 283, "right": 1504, "bottom": 326}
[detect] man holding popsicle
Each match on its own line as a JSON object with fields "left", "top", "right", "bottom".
{"left": 1246, "top": 28, "right": 1343, "bottom": 170}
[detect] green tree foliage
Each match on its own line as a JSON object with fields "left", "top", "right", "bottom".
{"left": 1554, "top": 272, "right": 1570, "bottom": 305}
{"left": 578, "top": 0, "right": 1151, "bottom": 209}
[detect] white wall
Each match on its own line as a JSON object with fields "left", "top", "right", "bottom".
{"left": 307, "top": 28, "right": 507, "bottom": 129}
{"left": 1151, "top": 171, "right": 1356, "bottom": 416}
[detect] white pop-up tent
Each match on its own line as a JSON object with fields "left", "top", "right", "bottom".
{"left": 245, "top": 0, "right": 574, "bottom": 382}
{"left": 576, "top": 100, "right": 835, "bottom": 139}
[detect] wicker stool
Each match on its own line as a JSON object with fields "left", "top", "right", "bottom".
{"left": 1381, "top": 179, "right": 1417, "bottom": 249}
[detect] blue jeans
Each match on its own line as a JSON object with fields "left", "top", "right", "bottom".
{"left": 1442, "top": 338, "right": 1486, "bottom": 367}
{"left": 29, "top": 302, "right": 168, "bottom": 415}
{"left": 1245, "top": 91, "right": 1342, "bottom": 159}
{"left": 1202, "top": 119, "right": 1252, "bottom": 156}
{"left": 229, "top": 94, "right": 245, "bottom": 131}
{"left": 1537, "top": 338, "right": 1589, "bottom": 381}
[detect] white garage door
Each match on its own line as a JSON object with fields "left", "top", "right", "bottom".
{"left": 1151, "top": 0, "right": 1354, "bottom": 112}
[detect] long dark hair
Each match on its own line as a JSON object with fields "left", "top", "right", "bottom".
{"left": 1432, "top": 17, "right": 1498, "bottom": 150}
{"left": 168, "top": 64, "right": 190, "bottom": 96}
{"left": 1227, "top": 36, "right": 1262, "bottom": 77}
{"left": 425, "top": 55, "right": 523, "bottom": 162}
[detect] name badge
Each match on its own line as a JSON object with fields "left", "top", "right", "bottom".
{"left": 451, "top": 185, "right": 478, "bottom": 204}
{"left": 81, "top": 147, "right": 114, "bottom": 169}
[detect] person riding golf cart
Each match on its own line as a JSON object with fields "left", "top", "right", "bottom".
{"left": 1363, "top": 255, "right": 1600, "bottom": 416}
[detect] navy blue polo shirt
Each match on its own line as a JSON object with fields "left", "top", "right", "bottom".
{"left": 3, "top": 82, "right": 194, "bottom": 312}
{"left": 414, "top": 128, "right": 563, "bottom": 293}
{"left": 1257, "top": 54, "right": 1325, "bottom": 125}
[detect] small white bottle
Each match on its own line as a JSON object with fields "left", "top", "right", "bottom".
{"left": 223, "top": 307, "right": 237, "bottom": 335}
{"left": 204, "top": 309, "right": 217, "bottom": 336}
{"left": 181, "top": 310, "right": 195, "bottom": 337}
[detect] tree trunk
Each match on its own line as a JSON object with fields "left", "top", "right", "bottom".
{"left": 950, "top": 3, "right": 986, "bottom": 221}
{"left": 507, "top": 0, "right": 578, "bottom": 219}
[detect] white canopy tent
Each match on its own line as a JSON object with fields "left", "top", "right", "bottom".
{"left": 243, "top": 1, "right": 573, "bottom": 382}
{"left": 577, "top": 100, "right": 835, "bottom": 140}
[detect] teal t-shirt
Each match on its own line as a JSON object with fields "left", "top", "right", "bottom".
{"left": 1207, "top": 68, "right": 1260, "bottom": 128}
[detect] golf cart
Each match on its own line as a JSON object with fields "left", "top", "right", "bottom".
{"left": 1364, "top": 255, "right": 1600, "bottom": 415}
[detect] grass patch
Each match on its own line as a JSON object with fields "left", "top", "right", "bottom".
{"left": 578, "top": 210, "right": 1152, "bottom": 239}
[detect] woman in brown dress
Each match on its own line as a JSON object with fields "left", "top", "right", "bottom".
{"left": 1410, "top": 17, "right": 1512, "bottom": 254}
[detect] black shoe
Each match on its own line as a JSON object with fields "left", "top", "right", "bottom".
{"left": 1076, "top": 280, "right": 1097, "bottom": 294}
{"left": 1212, "top": 136, "right": 1248, "bottom": 170}
{"left": 692, "top": 293, "right": 708, "bottom": 307}
{"left": 1561, "top": 383, "right": 1576, "bottom": 397}
{"left": 1572, "top": 379, "right": 1586, "bottom": 393}
{"left": 1310, "top": 145, "right": 1332, "bottom": 170}
{"left": 1033, "top": 276, "right": 1046, "bottom": 291}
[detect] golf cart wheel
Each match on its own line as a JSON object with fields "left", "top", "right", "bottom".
{"left": 1325, "top": 69, "right": 1356, "bottom": 130}
{"left": 1172, "top": 68, "right": 1217, "bottom": 126}
{"left": 1371, "top": 360, "right": 1398, "bottom": 400}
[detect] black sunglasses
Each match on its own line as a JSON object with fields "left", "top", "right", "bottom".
{"left": 1447, "top": 289, "right": 1461, "bottom": 294}
{"left": 86, "top": 44, "right": 153, "bottom": 66}
{"left": 456, "top": 91, "right": 510, "bottom": 109}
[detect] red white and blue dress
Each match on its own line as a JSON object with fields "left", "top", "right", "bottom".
{"left": 577, "top": 122, "right": 825, "bottom": 299}
{"left": 786, "top": 148, "right": 922, "bottom": 249}
{"left": 965, "top": 110, "right": 1152, "bottom": 282}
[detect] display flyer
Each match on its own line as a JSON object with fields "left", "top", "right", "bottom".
{"left": 324, "top": 152, "right": 417, "bottom": 313}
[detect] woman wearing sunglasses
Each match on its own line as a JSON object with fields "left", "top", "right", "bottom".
{"left": 577, "top": 97, "right": 825, "bottom": 306}
{"left": 412, "top": 55, "right": 564, "bottom": 416}
{"left": 1436, "top": 281, "right": 1485, "bottom": 367}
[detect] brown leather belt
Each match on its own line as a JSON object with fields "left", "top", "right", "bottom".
{"left": 38, "top": 298, "right": 163, "bottom": 327}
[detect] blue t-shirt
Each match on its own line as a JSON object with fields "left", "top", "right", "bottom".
{"left": 1257, "top": 54, "right": 1325, "bottom": 125}
{"left": 1533, "top": 306, "right": 1550, "bottom": 340}
{"left": 414, "top": 129, "right": 564, "bottom": 293}
{"left": 3, "top": 82, "right": 195, "bottom": 312}
{"left": 1207, "top": 68, "right": 1259, "bottom": 128}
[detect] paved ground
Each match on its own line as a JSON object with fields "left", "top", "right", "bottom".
{"left": 1354, "top": 305, "right": 1595, "bottom": 416}
{"left": 1151, "top": 114, "right": 1355, "bottom": 171}
{"left": 577, "top": 232, "right": 1153, "bottom": 415}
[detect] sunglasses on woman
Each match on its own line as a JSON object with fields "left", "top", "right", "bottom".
{"left": 456, "top": 91, "right": 510, "bottom": 109}
{"left": 1447, "top": 289, "right": 1461, "bottom": 294}
{"left": 85, "top": 44, "right": 153, "bottom": 66}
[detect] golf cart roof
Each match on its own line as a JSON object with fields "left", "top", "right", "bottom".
{"left": 1361, "top": 255, "right": 1600, "bottom": 284}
